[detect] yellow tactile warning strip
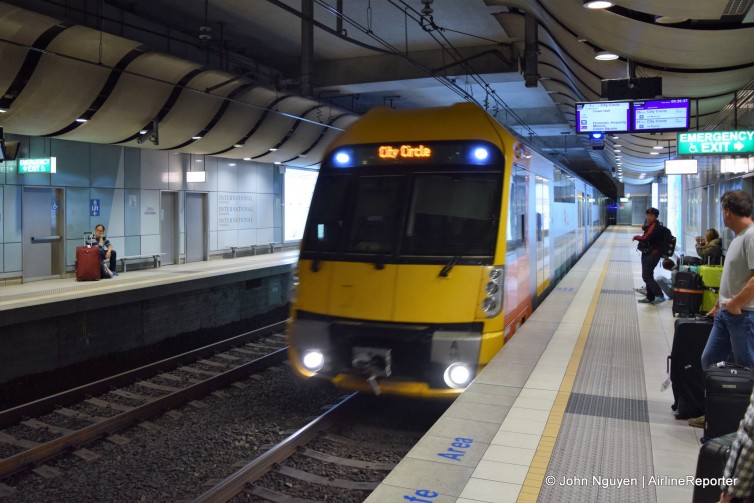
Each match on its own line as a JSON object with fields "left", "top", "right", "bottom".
{"left": 516, "top": 248, "right": 613, "bottom": 503}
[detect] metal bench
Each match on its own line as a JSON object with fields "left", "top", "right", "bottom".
{"left": 229, "top": 243, "right": 280, "bottom": 258}
{"left": 119, "top": 254, "right": 163, "bottom": 272}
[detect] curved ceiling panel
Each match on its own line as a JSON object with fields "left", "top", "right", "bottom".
{"left": 61, "top": 54, "right": 203, "bottom": 143}
{"left": 0, "top": 3, "right": 355, "bottom": 168}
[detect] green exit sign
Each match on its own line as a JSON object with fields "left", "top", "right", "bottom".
{"left": 677, "top": 131, "right": 754, "bottom": 155}
{"left": 18, "top": 157, "right": 57, "bottom": 174}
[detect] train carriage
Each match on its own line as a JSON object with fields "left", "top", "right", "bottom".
{"left": 288, "top": 103, "right": 606, "bottom": 398}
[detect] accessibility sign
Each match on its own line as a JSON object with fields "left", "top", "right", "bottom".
{"left": 677, "top": 130, "right": 754, "bottom": 155}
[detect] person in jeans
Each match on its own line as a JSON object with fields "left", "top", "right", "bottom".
{"left": 691, "top": 191, "right": 754, "bottom": 429}
{"left": 94, "top": 224, "right": 118, "bottom": 277}
{"left": 655, "top": 258, "right": 677, "bottom": 300}
{"left": 632, "top": 207, "right": 665, "bottom": 304}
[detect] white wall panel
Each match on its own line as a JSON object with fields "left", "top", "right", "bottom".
{"left": 256, "top": 192, "right": 274, "bottom": 228}
{"left": 3, "top": 185, "right": 21, "bottom": 243}
{"left": 3, "top": 242, "right": 21, "bottom": 272}
{"left": 139, "top": 189, "right": 160, "bottom": 235}
{"left": 91, "top": 143, "right": 124, "bottom": 188}
{"left": 140, "top": 149, "right": 169, "bottom": 189}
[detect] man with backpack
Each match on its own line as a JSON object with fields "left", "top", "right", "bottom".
{"left": 632, "top": 207, "right": 666, "bottom": 304}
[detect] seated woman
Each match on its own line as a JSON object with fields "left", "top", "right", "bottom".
{"left": 94, "top": 224, "right": 118, "bottom": 277}
{"left": 695, "top": 228, "right": 723, "bottom": 265}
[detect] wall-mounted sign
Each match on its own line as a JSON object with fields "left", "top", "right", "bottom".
{"left": 90, "top": 199, "right": 100, "bottom": 217}
{"left": 677, "top": 131, "right": 754, "bottom": 155}
{"left": 18, "top": 157, "right": 57, "bottom": 174}
{"left": 665, "top": 159, "right": 698, "bottom": 175}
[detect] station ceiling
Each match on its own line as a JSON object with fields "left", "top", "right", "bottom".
{"left": 1, "top": 0, "right": 754, "bottom": 200}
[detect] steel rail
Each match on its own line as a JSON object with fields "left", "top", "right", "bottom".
{"left": 0, "top": 346, "right": 288, "bottom": 479}
{"left": 191, "top": 392, "right": 359, "bottom": 503}
{"left": 0, "top": 320, "right": 287, "bottom": 429}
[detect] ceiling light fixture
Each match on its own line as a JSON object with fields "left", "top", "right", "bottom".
{"left": 655, "top": 16, "right": 688, "bottom": 24}
{"left": 653, "top": 141, "right": 663, "bottom": 150}
{"left": 595, "top": 50, "right": 619, "bottom": 61}
{"left": 75, "top": 118, "right": 88, "bottom": 123}
{"left": 192, "top": 136, "right": 202, "bottom": 140}
{"left": 583, "top": 0, "right": 613, "bottom": 8}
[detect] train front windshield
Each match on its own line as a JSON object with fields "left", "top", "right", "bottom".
{"left": 302, "top": 142, "right": 504, "bottom": 263}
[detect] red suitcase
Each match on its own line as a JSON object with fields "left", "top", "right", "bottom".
{"left": 75, "top": 246, "right": 101, "bottom": 281}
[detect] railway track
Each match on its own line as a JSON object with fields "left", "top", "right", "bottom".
{"left": 0, "top": 321, "right": 288, "bottom": 482}
{"left": 194, "top": 393, "right": 447, "bottom": 503}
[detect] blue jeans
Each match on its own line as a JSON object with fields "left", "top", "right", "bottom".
{"left": 701, "top": 310, "right": 754, "bottom": 370}
{"left": 656, "top": 276, "right": 674, "bottom": 299}
{"left": 641, "top": 252, "right": 663, "bottom": 300}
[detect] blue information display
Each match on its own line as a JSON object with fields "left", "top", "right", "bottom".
{"left": 575, "top": 98, "right": 690, "bottom": 134}
{"left": 90, "top": 199, "right": 100, "bottom": 217}
{"left": 633, "top": 98, "right": 690, "bottom": 131}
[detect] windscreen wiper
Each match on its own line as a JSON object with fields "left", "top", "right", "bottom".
{"left": 439, "top": 255, "right": 461, "bottom": 277}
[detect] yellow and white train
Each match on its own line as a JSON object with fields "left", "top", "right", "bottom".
{"left": 288, "top": 103, "right": 607, "bottom": 398}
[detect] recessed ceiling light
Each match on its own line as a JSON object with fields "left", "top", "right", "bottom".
{"left": 192, "top": 136, "right": 202, "bottom": 140}
{"left": 650, "top": 151, "right": 660, "bottom": 155}
{"left": 269, "top": 148, "right": 278, "bottom": 152}
{"left": 229, "top": 163, "right": 236, "bottom": 166}
{"left": 75, "top": 118, "right": 88, "bottom": 123}
{"left": 583, "top": 0, "right": 613, "bottom": 8}
{"left": 234, "top": 144, "right": 243, "bottom": 148}
{"left": 243, "top": 157, "right": 251, "bottom": 161}
{"left": 655, "top": 16, "right": 688, "bottom": 24}
{"left": 595, "top": 51, "right": 619, "bottom": 61}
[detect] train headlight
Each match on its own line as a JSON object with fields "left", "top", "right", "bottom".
{"left": 302, "top": 350, "right": 325, "bottom": 372}
{"left": 481, "top": 266, "right": 504, "bottom": 318}
{"left": 443, "top": 363, "right": 472, "bottom": 388}
{"left": 472, "top": 147, "right": 489, "bottom": 161}
{"left": 334, "top": 151, "right": 351, "bottom": 166}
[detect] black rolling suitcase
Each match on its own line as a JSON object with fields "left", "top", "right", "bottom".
{"left": 668, "top": 317, "right": 713, "bottom": 419}
{"left": 673, "top": 270, "right": 703, "bottom": 317}
{"left": 692, "top": 432, "right": 737, "bottom": 503}
{"left": 703, "top": 362, "right": 754, "bottom": 441}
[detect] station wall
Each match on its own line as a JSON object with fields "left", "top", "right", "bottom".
{"left": 0, "top": 134, "right": 282, "bottom": 277}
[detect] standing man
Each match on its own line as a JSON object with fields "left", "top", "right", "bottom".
{"left": 701, "top": 190, "right": 754, "bottom": 370}
{"left": 632, "top": 207, "right": 665, "bottom": 304}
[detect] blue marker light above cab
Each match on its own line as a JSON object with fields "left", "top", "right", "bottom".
{"left": 334, "top": 151, "right": 351, "bottom": 166}
{"left": 472, "top": 147, "right": 489, "bottom": 161}
{"left": 589, "top": 132, "right": 604, "bottom": 140}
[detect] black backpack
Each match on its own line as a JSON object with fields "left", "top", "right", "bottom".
{"left": 658, "top": 222, "right": 676, "bottom": 259}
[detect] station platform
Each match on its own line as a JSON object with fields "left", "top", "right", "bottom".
{"left": 0, "top": 249, "right": 298, "bottom": 385}
{"left": 366, "top": 226, "right": 703, "bottom": 503}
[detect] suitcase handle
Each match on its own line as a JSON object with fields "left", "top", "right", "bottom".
{"left": 713, "top": 361, "right": 751, "bottom": 371}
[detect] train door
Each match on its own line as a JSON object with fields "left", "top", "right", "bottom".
{"left": 160, "top": 191, "right": 179, "bottom": 265}
{"left": 535, "top": 176, "right": 551, "bottom": 296}
{"left": 185, "top": 192, "right": 208, "bottom": 263}
{"left": 503, "top": 164, "right": 531, "bottom": 337}
{"left": 22, "top": 187, "right": 65, "bottom": 282}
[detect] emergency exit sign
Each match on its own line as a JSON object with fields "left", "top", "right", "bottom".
{"left": 677, "top": 131, "right": 754, "bottom": 155}
{"left": 18, "top": 157, "right": 57, "bottom": 174}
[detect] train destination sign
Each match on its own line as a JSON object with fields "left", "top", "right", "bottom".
{"left": 677, "top": 131, "right": 754, "bottom": 155}
{"left": 378, "top": 144, "right": 432, "bottom": 159}
{"left": 18, "top": 157, "right": 57, "bottom": 174}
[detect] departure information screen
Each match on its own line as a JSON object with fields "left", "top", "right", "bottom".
{"left": 633, "top": 98, "right": 690, "bottom": 131}
{"left": 575, "top": 101, "right": 631, "bottom": 133}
